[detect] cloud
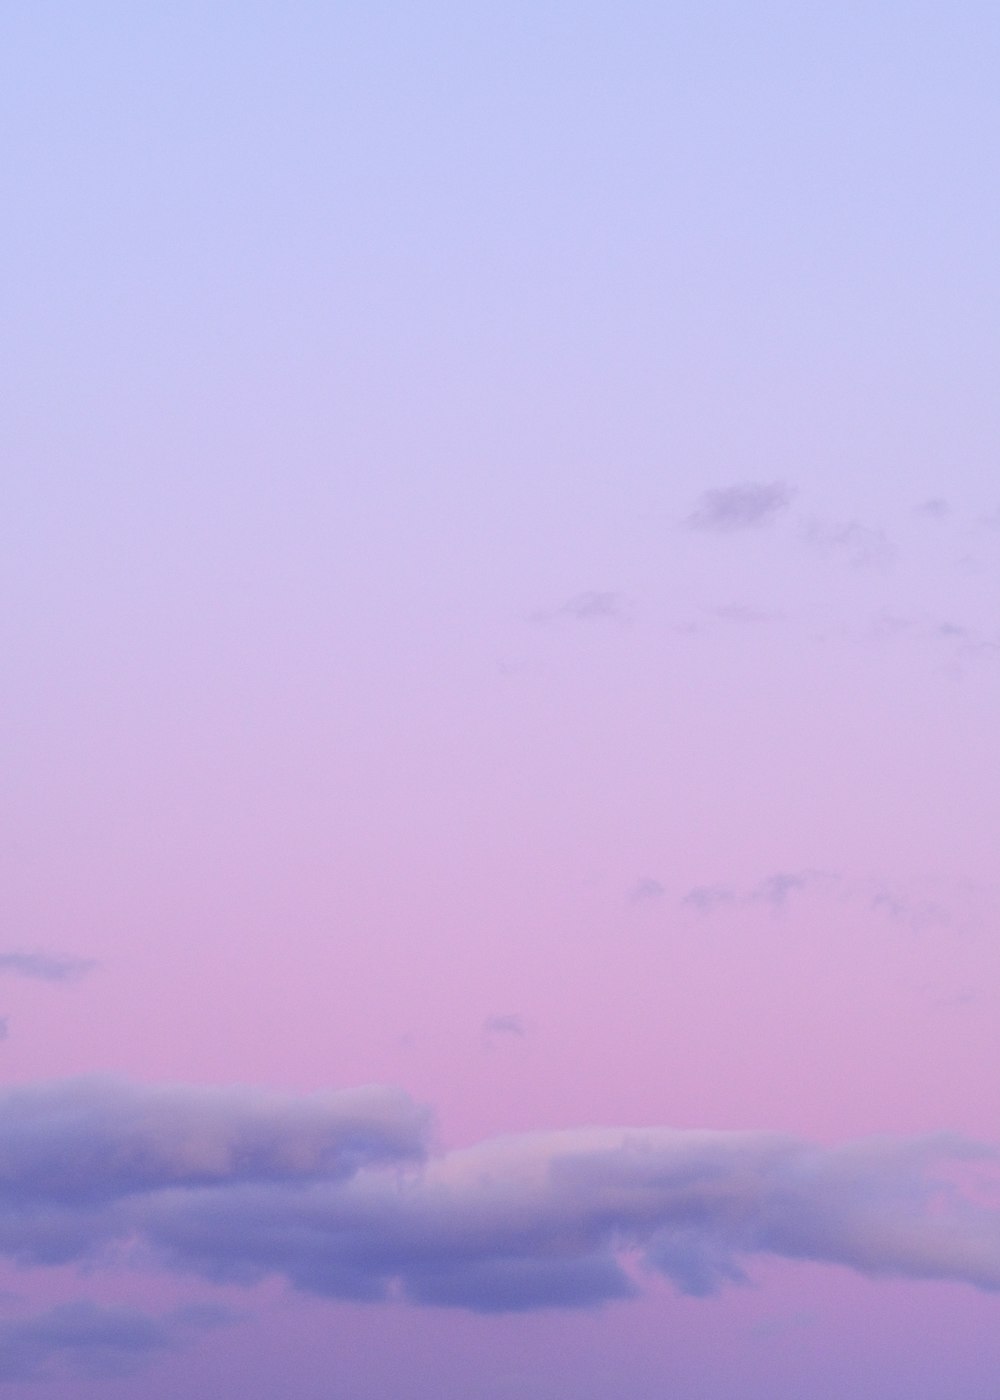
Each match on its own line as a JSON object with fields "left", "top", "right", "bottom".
{"left": 869, "top": 889, "right": 949, "bottom": 930}
{"left": 711, "top": 603, "right": 780, "bottom": 624}
{"left": 749, "top": 872, "right": 816, "bottom": 910}
{"left": 0, "top": 1080, "right": 998, "bottom": 1315}
{"left": 681, "top": 884, "right": 737, "bottom": 913}
{"left": 682, "top": 871, "right": 832, "bottom": 914}
{"left": 629, "top": 878, "right": 665, "bottom": 903}
{"left": 866, "top": 612, "right": 999, "bottom": 664}
{"left": 915, "top": 497, "right": 950, "bottom": 519}
{"left": 928, "top": 621, "right": 999, "bottom": 660}
{"left": 134, "top": 1124, "right": 1000, "bottom": 1307}
{"left": 686, "top": 482, "right": 793, "bottom": 532}
{"left": 0, "top": 1078, "right": 427, "bottom": 1221}
{"left": 532, "top": 592, "right": 628, "bottom": 623}
{"left": 483, "top": 1014, "right": 527, "bottom": 1041}
{"left": 751, "top": 1308, "right": 817, "bottom": 1339}
{"left": 801, "top": 519, "right": 893, "bottom": 567}
{"left": 0, "top": 951, "right": 98, "bottom": 983}
{"left": 681, "top": 871, "right": 957, "bottom": 932}
{"left": 0, "top": 1301, "right": 228, "bottom": 1381}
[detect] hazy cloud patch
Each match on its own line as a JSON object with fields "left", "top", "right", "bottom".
{"left": 801, "top": 519, "right": 893, "bottom": 568}
{"left": 927, "top": 621, "right": 1000, "bottom": 660}
{"left": 532, "top": 592, "right": 629, "bottom": 624}
{"left": 932, "top": 988, "right": 976, "bottom": 1013}
{"left": 915, "top": 498, "right": 950, "bottom": 519}
{"left": 629, "top": 878, "right": 665, "bottom": 903}
{"left": 869, "top": 888, "right": 949, "bottom": 930}
{"left": 711, "top": 603, "right": 781, "bottom": 624}
{"left": 749, "top": 871, "right": 824, "bottom": 911}
{"left": 866, "top": 612, "right": 998, "bottom": 662}
{"left": 681, "top": 884, "right": 738, "bottom": 913}
{"left": 0, "top": 951, "right": 99, "bottom": 984}
{"left": 483, "top": 1014, "right": 528, "bottom": 1044}
{"left": 681, "top": 870, "right": 956, "bottom": 930}
{"left": 0, "top": 1301, "right": 229, "bottom": 1381}
{"left": 683, "top": 871, "right": 832, "bottom": 914}
{"left": 687, "top": 482, "right": 793, "bottom": 532}
{"left": 406, "top": 1252, "right": 637, "bottom": 1312}
{"left": 751, "top": 1308, "right": 817, "bottom": 1339}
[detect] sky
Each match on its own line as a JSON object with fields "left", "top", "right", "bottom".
{"left": 2, "top": 2, "right": 1000, "bottom": 1395}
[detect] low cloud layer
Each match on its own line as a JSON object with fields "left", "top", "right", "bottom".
{"left": 0, "top": 1079, "right": 998, "bottom": 1315}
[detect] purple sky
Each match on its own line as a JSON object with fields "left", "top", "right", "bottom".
{"left": 3, "top": 3, "right": 1000, "bottom": 1395}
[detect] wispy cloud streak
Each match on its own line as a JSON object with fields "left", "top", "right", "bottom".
{"left": 0, "top": 952, "right": 98, "bottom": 983}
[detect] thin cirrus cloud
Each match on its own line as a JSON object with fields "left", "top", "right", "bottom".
{"left": 0, "top": 1079, "right": 999, "bottom": 1319}
{"left": 686, "top": 482, "right": 794, "bottom": 532}
{"left": 0, "top": 952, "right": 99, "bottom": 983}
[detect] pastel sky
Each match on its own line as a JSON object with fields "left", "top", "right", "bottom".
{"left": 3, "top": 3, "right": 1000, "bottom": 1395}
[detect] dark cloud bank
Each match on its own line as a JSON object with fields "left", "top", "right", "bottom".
{"left": 0, "top": 1079, "right": 998, "bottom": 1320}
